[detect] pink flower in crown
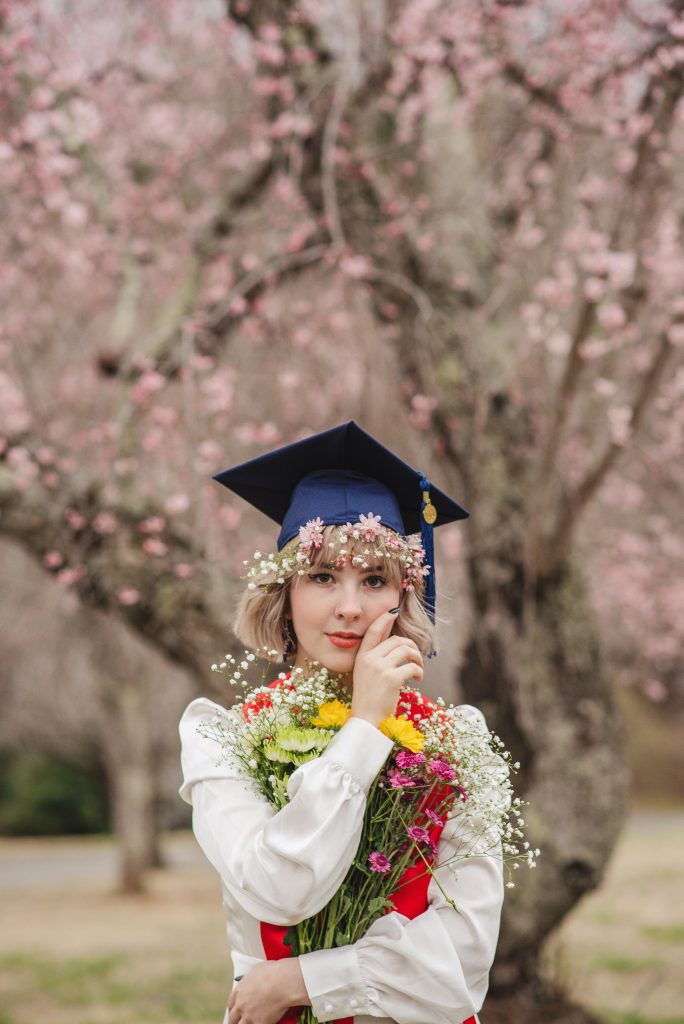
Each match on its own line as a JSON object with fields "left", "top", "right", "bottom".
{"left": 358, "top": 512, "right": 383, "bottom": 541}
{"left": 298, "top": 517, "right": 325, "bottom": 549}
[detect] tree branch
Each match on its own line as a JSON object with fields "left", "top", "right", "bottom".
{"left": 538, "top": 329, "right": 677, "bottom": 575}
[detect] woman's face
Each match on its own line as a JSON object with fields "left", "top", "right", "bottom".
{"left": 289, "top": 559, "right": 401, "bottom": 680}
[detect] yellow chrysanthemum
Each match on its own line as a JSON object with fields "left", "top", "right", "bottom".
{"left": 378, "top": 715, "right": 425, "bottom": 753}
{"left": 311, "top": 699, "right": 352, "bottom": 729}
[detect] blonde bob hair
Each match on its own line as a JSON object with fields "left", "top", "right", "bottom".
{"left": 233, "top": 524, "right": 435, "bottom": 662}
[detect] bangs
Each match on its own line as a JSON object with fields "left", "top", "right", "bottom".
{"left": 303, "top": 524, "right": 414, "bottom": 590}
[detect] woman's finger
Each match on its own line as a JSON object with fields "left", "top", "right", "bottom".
{"left": 383, "top": 645, "right": 423, "bottom": 669}
{"left": 372, "top": 634, "right": 420, "bottom": 656}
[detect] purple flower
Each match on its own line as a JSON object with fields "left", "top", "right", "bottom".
{"left": 456, "top": 784, "right": 468, "bottom": 803}
{"left": 407, "top": 826, "right": 432, "bottom": 845}
{"left": 427, "top": 758, "right": 456, "bottom": 781}
{"left": 395, "top": 750, "right": 426, "bottom": 770}
{"left": 388, "top": 770, "right": 417, "bottom": 788}
{"left": 369, "top": 851, "right": 392, "bottom": 873}
{"left": 425, "top": 809, "right": 443, "bottom": 826}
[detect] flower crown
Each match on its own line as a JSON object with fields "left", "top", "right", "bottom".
{"left": 243, "top": 513, "right": 430, "bottom": 592}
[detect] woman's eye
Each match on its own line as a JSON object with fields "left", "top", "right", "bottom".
{"left": 309, "top": 572, "right": 334, "bottom": 584}
{"left": 365, "top": 575, "right": 387, "bottom": 588}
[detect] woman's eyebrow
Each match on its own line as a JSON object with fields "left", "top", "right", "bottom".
{"left": 316, "top": 563, "right": 385, "bottom": 572}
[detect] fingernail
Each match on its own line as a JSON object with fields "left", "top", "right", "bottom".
{"left": 389, "top": 606, "right": 400, "bottom": 614}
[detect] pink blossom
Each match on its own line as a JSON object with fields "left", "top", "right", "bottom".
{"left": 117, "top": 587, "right": 140, "bottom": 606}
{"left": 358, "top": 512, "right": 382, "bottom": 541}
{"left": 427, "top": 759, "right": 456, "bottom": 781}
{"left": 174, "top": 563, "right": 194, "bottom": 578}
{"left": 425, "top": 809, "right": 443, "bottom": 826}
{"left": 407, "top": 826, "right": 431, "bottom": 845}
{"left": 92, "top": 512, "right": 118, "bottom": 535}
{"left": 43, "top": 550, "right": 63, "bottom": 569}
{"left": 142, "top": 537, "right": 168, "bottom": 557}
{"left": 388, "top": 771, "right": 416, "bottom": 788}
{"left": 165, "top": 492, "right": 190, "bottom": 515}
{"left": 64, "top": 508, "right": 86, "bottom": 531}
{"left": 139, "top": 516, "right": 166, "bottom": 535}
{"left": 298, "top": 517, "right": 325, "bottom": 549}
{"left": 395, "top": 750, "right": 426, "bottom": 770}
{"left": 368, "top": 852, "right": 391, "bottom": 873}
{"left": 597, "top": 303, "right": 627, "bottom": 330}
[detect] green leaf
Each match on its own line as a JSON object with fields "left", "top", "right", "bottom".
{"left": 283, "top": 926, "right": 300, "bottom": 956}
{"left": 367, "top": 896, "right": 391, "bottom": 917}
{"left": 334, "top": 931, "right": 350, "bottom": 947}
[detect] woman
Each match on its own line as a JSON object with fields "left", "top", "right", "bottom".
{"left": 179, "top": 422, "right": 504, "bottom": 1024}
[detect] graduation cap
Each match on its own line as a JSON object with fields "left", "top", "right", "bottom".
{"left": 213, "top": 421, "right": 469, "bottom": 624}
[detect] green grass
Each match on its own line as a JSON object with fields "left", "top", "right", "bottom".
{"left": 591, "top": 952, "right": 663, "bottom": 974}
{"left": 0, "top": 952, "right": 228, "bottom": 1022}
{"left": 641, "top": 923, "right": 684, "bottom": 944}
{"left": 597, "top": 1012, "right": 684, "bottom": 1024}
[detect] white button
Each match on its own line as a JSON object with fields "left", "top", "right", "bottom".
{"left": 349, "top": 998, "right": 359, "bottom": 1009}
{"left": 323, "top": 1002, "right": 334, "bottom": 1013}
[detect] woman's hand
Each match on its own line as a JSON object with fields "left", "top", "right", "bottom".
{"left": 351, "top": 608, "right": 424, "bottom": 726}
{"left": 227, "top": 959, "right": 310, "bottom": 1024}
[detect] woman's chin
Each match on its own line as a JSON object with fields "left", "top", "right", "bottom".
{"left": 314, "top": 648, "right": 356, "bottom": 674}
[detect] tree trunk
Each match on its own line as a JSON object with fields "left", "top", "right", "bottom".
{"left": 103, "top": 676, "right": 159, "bottom": 894}
{"left": 460, "top": 549, "right": 630, "bottom": 1019}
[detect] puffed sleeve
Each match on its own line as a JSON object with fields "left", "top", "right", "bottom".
{"left": 179, "top": 698, "right": 394, "bottom": 927}
{"left": 297, "top": 705, "right": 506, "bottom": 1024}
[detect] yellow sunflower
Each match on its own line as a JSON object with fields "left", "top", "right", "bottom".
{"left": 378, "top": 715, "right": 425, "bottom": 753}
{"left": 311, "top": 699, "right": 352, "bottom": 729}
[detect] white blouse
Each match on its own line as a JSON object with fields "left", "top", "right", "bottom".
{"left": 179, "top": 697, "right": 504, "bottom": 1024}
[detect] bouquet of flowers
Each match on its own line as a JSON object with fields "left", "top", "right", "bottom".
{"left": 203, "top": 657, "right": 538, "bottom": 1024}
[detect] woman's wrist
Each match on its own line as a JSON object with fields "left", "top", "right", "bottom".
{"left": 275, "top": 957, "right": 311, "bottom": 1007}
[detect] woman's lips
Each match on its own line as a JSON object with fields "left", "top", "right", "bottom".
{"left": 326, "top": 634, "right": 362, "bottom": 648}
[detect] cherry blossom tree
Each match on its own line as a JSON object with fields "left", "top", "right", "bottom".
{"left": 1, "top": 0, "right": 683, "bottom": 1016}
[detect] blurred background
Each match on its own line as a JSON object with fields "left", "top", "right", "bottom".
{"left": 1, "top": 1, "right": 683, "bottom": 1023}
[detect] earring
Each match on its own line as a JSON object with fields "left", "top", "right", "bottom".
{"left": 282, "top": 618, "right": 296, "bottom": 660}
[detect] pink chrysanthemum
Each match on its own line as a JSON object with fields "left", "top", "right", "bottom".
{"left": 425, "top": 808, "right": 443, "bottom": 826}
{"left": 407, "top": 826, "right": 432, "bottom": 845}
{"left": 368, "top": 851, "right": 392, "bottom": 873}
{"left": 388, "top": 770, "right": 417, "bottom": 788}
{"left": 427, "top": 758, "right": 456, "bottom": 781}
{"left": 395, "top": 750, "right": 426, "bottom": 770}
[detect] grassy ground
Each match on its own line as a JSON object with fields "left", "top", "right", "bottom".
{"left": 541, "top": 812, "right": 684, "bottom": 1024}
{"left": 0, "top": 815, "right": 682, "bottom": 1024}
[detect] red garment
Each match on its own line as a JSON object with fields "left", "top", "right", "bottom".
{"left": 258, "top": 679, "right": 476, "bottom": 1024}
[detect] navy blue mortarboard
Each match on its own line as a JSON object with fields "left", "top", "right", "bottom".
{"left": 213, "top": 421, "right": 469, "bottom": 623}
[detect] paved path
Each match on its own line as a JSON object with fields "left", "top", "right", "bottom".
{"left": 0, "top": 831, "right": 209, "bottom": 889}
{"left": 1, "top": 810, "right": 682, "bottom": 890}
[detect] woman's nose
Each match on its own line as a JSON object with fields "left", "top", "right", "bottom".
{"left": 335, "top": 586, "right": 363, "bottom": 618}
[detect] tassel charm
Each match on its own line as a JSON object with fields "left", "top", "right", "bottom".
{"left": 419, "top": 475, "right": 437, "bottom": 633}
